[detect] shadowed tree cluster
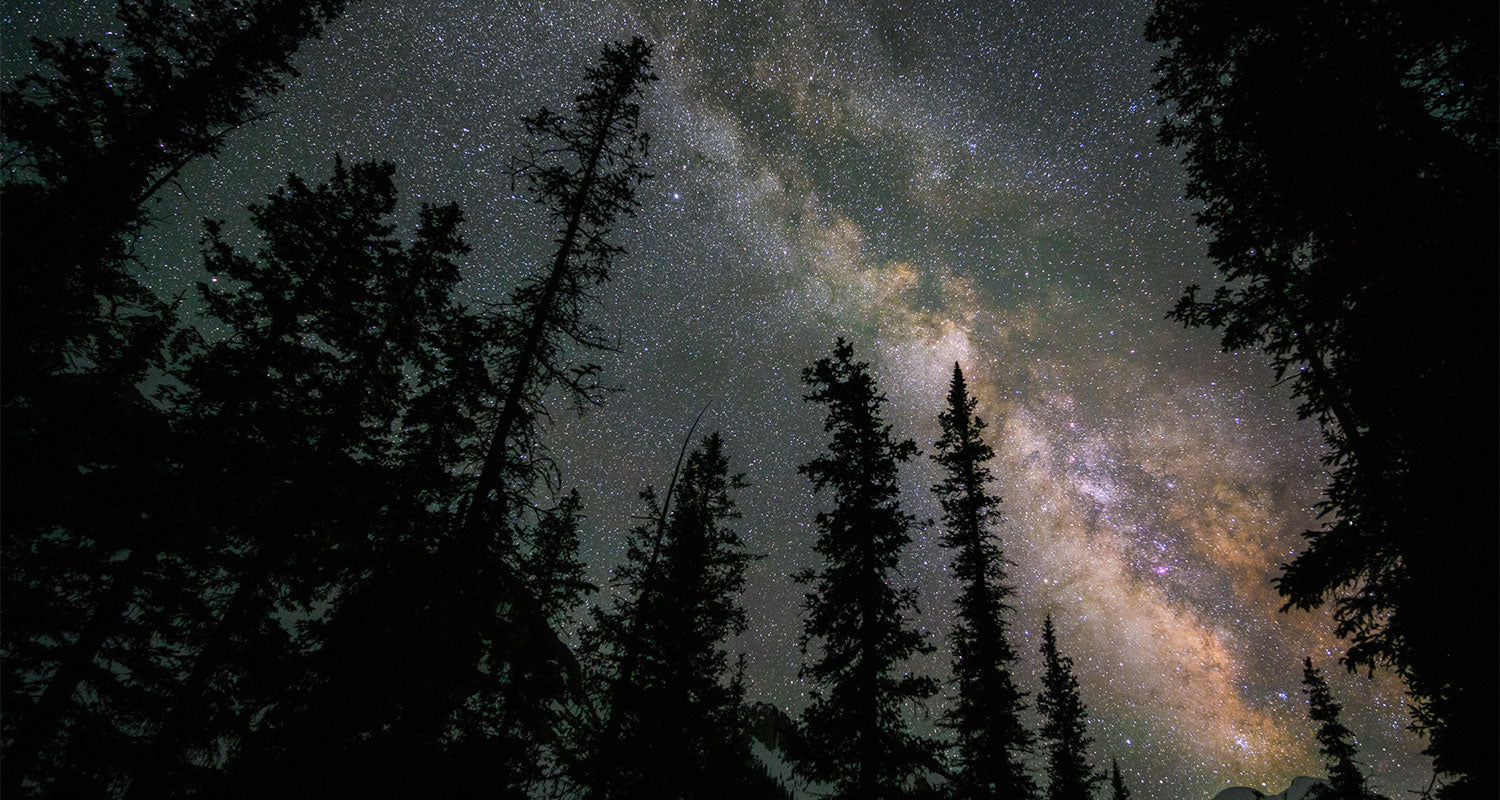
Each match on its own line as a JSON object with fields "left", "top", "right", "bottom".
{"left": 5, "top": 1, "right": 1470, "bottom": 798}
{"left": 578, "top": 431, "right": 773, "bottom": 799}
{"left": 1, "top": 11, "right": 666, "bottom": 796}
{"left": 1146, "top": 0, "right": 1497, "bottom": 794}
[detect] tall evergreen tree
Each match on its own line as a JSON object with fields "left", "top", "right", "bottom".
{"left": 1301, "top": 658, "right": 1369, "bottom": 800}
{"left": 125, "top": 157, "right": 474, "bottom": 799}
{"left": 1, "top": 3, "right": 352, "bottom": 796}
{"left": 1146, "top": 2, "right": 1496, "bottom": 793}
{"left": 581, "top": 432, "right": 762, "bottom": 799}
{"left": 1037, "top": 615, "right": 1100, "bottom": 800}
{"left": 793, "top": 338, "right": 938, "bottom": 799}
{"left": 930, "top": 364, "right": 1034, "bottom": 800}
{"left": 1109, "top": 758, "right": 1130, "bottom": 800}
{"left": 241, "top": 38, "right": 659, "bottom": 799}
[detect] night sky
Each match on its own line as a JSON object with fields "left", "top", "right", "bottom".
{"left": 5, "top": 1, "right": 1434, "bottom": 797}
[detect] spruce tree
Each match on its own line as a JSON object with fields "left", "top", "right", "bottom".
{"left": 793, "top": 338, "right": 938, "bottom": 799}
{"left": 240, "top": 38, "right": 659, "bottom": 798}
{"left": 931, "top": 364, "right": 1034, "bottom": 800}
{"left": 1147, "top": 1, "right": 1496, "bottom": 791}
{"left": 1109, "top": 758, "right": 1130, "bottom": 800}
{"left": 1037, "top": 615, "right": 1100, "bottom": 800}
{"left": 1, "top": 4, "right": 352, "bottom": 796}
{"left": 1301, "top": 658, "right": 1369, "bottom": 800}
{"left": 122, "top": 157, "right": 474, "bottom": 799}
{"left": 582, "top": 432, "right": 761, "bottom": 799}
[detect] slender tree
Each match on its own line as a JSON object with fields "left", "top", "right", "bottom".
{"left": 581, "top": 432, "right": 762, "bottom": 799}
{"left": 1037, "top": 615, "right": 1100, "bottom": 800}
{"left": 1109, "top": 758, "right": 1130, "bottom": 800}
{"left": 793, "top": 338, "right": 938, "bottom": 799}
{"left": 1301, "top": 658, "right": 1369, "bottom": 800}
{"left": 931, "top": 364, "right": 1034, "bottom": 800}
{"left": 1146, "top": 2, "right": 1496, "bottom": 793}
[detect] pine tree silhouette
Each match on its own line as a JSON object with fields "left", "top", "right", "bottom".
{"left": 1, "top": 4, "right": 351, "bottom": 796}
{"left": 1146, "top": 1, "right": 1497, "bottom": 792}
{"left": 931, "top": 364, "right": 1035, "bottom": 800}
{"left": 127, "top": 157, "right": 473, "bottom": 799}
{"left": 1301, "top": 658, "right": 1369, "bottom": 800}
{"left": 1109, "top": 758, "right": 1130, "bottom": 800}
{"left": 1037, "top": 615, "right": 1100, "bottom": 800}
{"left": 239, "top": 38, "right": 659, "bottom": 799}
{"left": 582, "top": 432, "right": 763, "bottom": 799}
{"left": 793, "top": 338, "right": 938, "bottom": 799}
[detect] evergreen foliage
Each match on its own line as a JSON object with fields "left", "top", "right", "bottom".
{"left": 248, "top": 38, "right": 657, "bottom": 798}
{"left": 1301, "top": 658, "right": 1369, "bottom": 800}
{"left": 1, "top": 3, "right": 352, "bottom": 796}
{"left": 1110, "top": 758, "right": 1131, "bottom": 800}
{"left": 930, "top": 364, "right": 1035, "bottom": 800}
{"left": 1, "top": 0, "right": 349, "bottom": 400}
{"left": 581, "top": 432, "right": 763, "bottom": 799}
{"left": 793, "top": 339, "right": 939, "bottom": 799}
{"left": 1146, "top": 1, "right": 1497, "bottom": 793}
{"left": 1038, "top": 616, "right": 1100, "bottom": 800}
{"left": 142, "top": 157, "right": 479, "bottom": 799}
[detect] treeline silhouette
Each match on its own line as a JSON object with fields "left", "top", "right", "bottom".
{"left": 1, "top": 1, "right": 1490, "bottom": 799}
{"left": 0, "top": 5, "right": 1118, "bottom": 794}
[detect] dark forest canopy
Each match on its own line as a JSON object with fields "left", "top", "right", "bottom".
{"left": 2, "top": 0, "right": 1494, "bottom": 798}
{"left": 1148, "top": 0, "right": 1497, "bottom": 795}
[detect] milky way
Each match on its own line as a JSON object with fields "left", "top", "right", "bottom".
{"left": 3, "top": 1, "right": 1434, "bottom": 796}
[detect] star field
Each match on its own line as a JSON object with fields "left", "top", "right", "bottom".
{"left": 2, "top": 1, "right": 1435, "bottom": 797}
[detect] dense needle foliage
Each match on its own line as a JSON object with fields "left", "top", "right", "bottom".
{"left": 793, "top": 339, "right": 938, "bottom": 799}
{"left": 1146, "top": 0, "right": 1497, "bottom": 792}
{"left": 581, "top": 433, "right": 766, "bottom": 799}
{"left": 1037, "top": 616, "right": 1100, "bottom": 800}
{"left": 931, "top": 364, "right": 1034, "bottom": 800}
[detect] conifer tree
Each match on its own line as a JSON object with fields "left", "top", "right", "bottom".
{"left": 1301, "top": 658, "right": 1369, "bottom": 800}
{"left": 238, "top": 38, "right": 659, "bottom": 798}
{"left": 1147, "top": 1, "right": 1496, "bottom": 792}
{"left": 1, "top": 0, "right": 350, "bottom": 392}
{"left": 793, "top": 338, "right": 938, "bottom": 799}
{"left": 2, "top": 4, "right": 352, "bottom": 796}
{"left": 1109, "top": 758, "right": 1130, "bottom": 800}
{"left": 931, "top": 363, "right": 1034, "bottom": 800}
{"left": 582, "top": 432, "right": 761, "bottom": 799}
{"left": 1037, "top": 615, "right": 1100, "bottom": 800}
{"left": 121, "top": 157, "right": 474, "bottom": 799}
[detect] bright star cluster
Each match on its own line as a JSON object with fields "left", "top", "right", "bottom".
{"left": 2, "top": 1, "right": 1433, "bottom": 797}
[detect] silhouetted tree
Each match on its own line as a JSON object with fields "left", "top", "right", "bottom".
{"left": 1109, "top": 758, "right": 1130, "bottom": 800}
{"left": 520, "top": 490, "right": 596, "bottom": 628}
{"left": 1, "top": 3, "right": 351, "bottom": 796}
{"left": 239, "top": 38, "right": 658, "bottom": 799}
{"left": 1037, "top": 616, "right": 1099, "bottom": 800}
{"left": 1302, "top": 658, "right": 1369, "bottom": 800}
{"left": 1, "top": 0, "right": 349, "bottom": 392}
{"left": 793, "top": 339, "right": 938, "bottom": 799}
{"left": 581, "top": 432, "right": 762, "bottom": 799}
{"left": 1146, "top": 1, "right": 1496, "bottom": 794}
{"left": 125, "top": 157, "right": 473, "bottom": 799}
{"left": 930, "top": 364, "right": 1034, "bottom": 800}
